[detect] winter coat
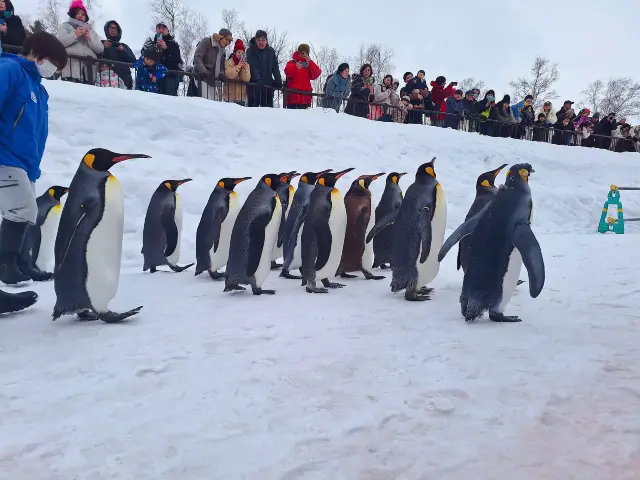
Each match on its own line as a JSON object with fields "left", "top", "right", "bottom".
{"left": 429, "top": 80, "right": 456, "bottom": 121}
{"left": 57, "top": 20, "right": 104, "bottom": 81}
{"left": 345, "top": 74, "right": 374, "bottom": 118}
{"left": 0, "top": 54, "right": 49, "bottom": 182}
{"left": 536, "top": 103, "right": 557, "bottom": 125}
{"left": 392, "top": 102, "right": 411, "bottom": 124}
{"left": 142, "top": 34, "right": 183, "bottom": 71}
{"left": 462, "top": 99, "right": 478, "bottom": 117}
{"left": 444, "top": 96, "right": 465, "bottom": 128}
{"left": 573, "top": 115, "right": 591, "bottom": 131}
{"left": 322, "top": 71, "right": 351, "bottom": 112}
{"left": 94, "top": 69, "right": 126, "bottom": 89}
{"left": 615, "top": 135, "right": 636, "bottom": 153}
{"left": 0, "top": 1, "right": 26, "bottom": 48}
{"left": 284, "top": 51, "right": 321, "bottom": 106}
{"left": 520, "top": 105, "right": 536, "bottom": 126}
{"left": 595, "top": 117, "right": 618, "bottom": 137}
{"left": 194, "top": 34, "right": 227, "bottom": 86}
{"left": 246, "top": 38, "right": 282, "bottom": 87}
{"left": 556, "top": 106, "right": 576, "bottom": 123}
{"left": 223, "top": 56, "right": 250, "bottom": 103}
{"left": 532, "top": 120, "right": 549, "bottom": 142}
{"left": 100, "top": 20, "right": 135, "bottom": 89}
{"left": 371, "top": 78, "right": 399, "bottom": 118}
{"left": 490, "top": 101, "right": 516, "bottom": 123}
{"left": 133, "top": 57, "right": 167, "bottom": 93}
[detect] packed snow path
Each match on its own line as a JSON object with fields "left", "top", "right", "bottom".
{"left": 2, "top": 82, "right": 640, "bottom": 478}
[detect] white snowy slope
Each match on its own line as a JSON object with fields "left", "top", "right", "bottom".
{"left": 1, "top": 81, "right": 640, "bottom": 479}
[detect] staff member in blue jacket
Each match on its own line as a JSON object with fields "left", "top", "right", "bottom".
{"left": 0, "top": 31, "right": 67, "bottom": 313}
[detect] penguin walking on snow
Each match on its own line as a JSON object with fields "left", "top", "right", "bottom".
{"left": 142, "top": 179, "right": 195, "bottom": 273}
{"left": 380, "top": 158, "right": 447, "bottom": 301}
{"left": 457, "top": 163, "right": 507, "bottom": 273}
{"left": 22, "top": 186, "right": 69, "bottom": 278}
{"left": 194, "top": 176, "right": 251, "bottom": 279}
{"left": 224, "top": 174, "right": 283, "bottom": 295}
{"left": 300, "top": 168, "right": 354, "bottom": 293}
{"left": 271, "top": 171, "right": 300, "bottom": 269}
{"left": 438, "top": 163, "right": 545, "bottom": 323}
{"left": 336, "top": 173, "right": 386, "bottom": 280}
{"left": 367, "top": 172, "right": 407, "bottom": 270}
{"left": 279, "top": 169, "right": 332, "bottom": 280}
{"left": 53, "top": 149, "right": 151, "bottom": 323}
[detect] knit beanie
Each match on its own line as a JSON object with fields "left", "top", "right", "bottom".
{"left": 68, "top": 0, "right": 88, "bottom": 21}
{"left": 297, "top": 43, "right": 310, "bottom": 55}
{"left": 337, "top": 62, "right": 349, "bottom": 74}
{"left": 218, "top": 28, "right": 232, "bottom": 38}
{"left": 233, "top": 39, "right": 245, "bottom": 52}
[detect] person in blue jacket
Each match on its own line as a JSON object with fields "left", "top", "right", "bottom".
{"left": 0, "top": 31, "right": 67, "bottom": 311}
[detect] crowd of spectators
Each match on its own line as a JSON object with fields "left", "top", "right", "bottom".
{"left": 1, "top": 0, "right": 638, "bottom": 153}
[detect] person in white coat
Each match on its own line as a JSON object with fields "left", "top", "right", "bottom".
{"left": 57, "top": 0, "right": 103, "bottom": 83}
{"left": 373, "top": 74, "right": 399, "bottom": 122}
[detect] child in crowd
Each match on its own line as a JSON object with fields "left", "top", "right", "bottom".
{"left": 133, "top": 49, "right": 167, "bottom": 93}
{"left": 95, "top": 62, "right": 126, "bottom": 89}
{"left": 393, "top": 95, "right": 413, "bottom": 124}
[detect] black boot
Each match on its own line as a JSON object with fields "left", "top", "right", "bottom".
{"left": 0, "top": 220, "right": 31, "bottom": 285}
{"left": 0, "top": 288, "right": 38, "bottom": 314}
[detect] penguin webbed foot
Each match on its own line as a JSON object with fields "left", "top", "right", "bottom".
{"left": 77, "top": 309, "right": 100, "bottom": 321}
{"left": 339, "top": 272, "right": 358, "bottom": 279}
{"left": 489, "top": 312, "right": 522, "bottom": 323}
{"left": 224, "top": 283, "right": 246, "bottom": 292}
{"left": 270, "top": 260, "right": 282, "bottom": 270}
{"left": 208, "top": 270, "right": 225, "bottom": 280}
{"left": 168, "top": 262, "right": 195, "bottom": 273}
{"left": 405, "top": 289, "right": 430, "bottom": 302}
{"left": 252, "top": 287, "right": 276, "bottom": 295}
{"left": 362, "top": 269, "right": 385, "bottom": 280}
{"left": 418, "top": 286, "right": 434, "bottom": 295}
{"left": 306, "top": 286, "right": 329, "bottom": 294}
{"left": 321, "top": 278, "right": 345, "bottom": 289}
{"left": 99, "top": 306, "right": 143, "bottom": 323}
{"left": 280, "top": 268, "right": 302, "bottom": 280}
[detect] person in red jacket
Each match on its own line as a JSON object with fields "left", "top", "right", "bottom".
{"left": 430, "top": 75, "right": 457, "bottom": 127}
{"left": 284, "top": 43, "right": 321, "bottom": 109}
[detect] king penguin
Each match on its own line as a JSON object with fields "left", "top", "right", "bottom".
{"left": 194, "top": 176, "right": 251, "bottom": 279}
{"left": 367, "top": 172, "right": 407, "bottom": 270}
{"left": 385, "top": 158, "right": 447, "bottom": 301}
{"left": 224, "top": 174, "right": 283, "bottom": 295}
{"left": 271, "top": 171, "right": 300, "bottom": 269}
{"left": 336, "top": 173, "right": 386, "bottom": 280}
{"left": 142, "top": 179, "right": 194, "bottom": 273}
{"left": 53, "top": 148, "right": 151, "bottom": 322}
{"left": 22, "top": 185, "right": 69, "bottom": 278}
{"left": 300, "top": 167, "right": 354, "bottom": 293}
{"left": 457, "top": 163, "right": 507, "bottom": 273}
{"left": 438, "top": 163, "right": 545, "bottom": 323}
{"left": 279, "top": 169, "right": 332, "bottom": 280}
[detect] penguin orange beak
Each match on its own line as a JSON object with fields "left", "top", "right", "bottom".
{"left": 178, "top": 178, "right": 192, "bottom": 185}
{"left": 315, "top": 169, "right": 333, "bottom": 179}
{"left": 334, "top": 168, "right": 355, "bottom": 179}
{"left": 112, "top": 153, "right": 152, "bottom": 163}
{"left": 493, "top": 163, "right": 509, "bottom": 176}
{"left": 398, "top": 172, "right": 408, "bottom": 177}
{"left": 371, "top": 172, "right": 386, "bottom": 180}
{"left": 289, "top": 172, "right": 301, "bottom": 179}
{"left": 233, "top": 177, "right": 251, "bottom": 184}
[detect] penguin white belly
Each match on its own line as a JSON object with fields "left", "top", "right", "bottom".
{"left": 316, "top": 190, "right": 347, "bottom": 280}
{"left": 494, "top": 247, "right": 523, "bottom": 313}
{"left": 290, "top": 224, "right": 303, "bottom": 270}
{"left": 210, "top": 192, "right": 240, "bottom": 271}
{"left": 362, "top": 206, "right": 375, "bottom": 270}
{"left": 167, "top": 193, "right": 182, "bottom": 265}
{"left": 86, "top": 175, "right": 124, "bottom": 313}
{"left": 253, "top": 197, "right": 282, "bottom": 287}
{"left": 35, "top": 205, "right": 62, "bottom": 272}
{"left": 418, "top": 184, "right": 447, "bottom": 287}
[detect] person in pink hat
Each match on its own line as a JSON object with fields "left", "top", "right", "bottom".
{"left": 57, "top": 0, "right": 103, "bottom": 83}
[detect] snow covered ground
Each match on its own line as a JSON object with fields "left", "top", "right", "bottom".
{"left": 1, "top": 82, "right": 640, "bottom": 479}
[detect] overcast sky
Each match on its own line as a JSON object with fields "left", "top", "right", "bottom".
{"left": 15, "top": 0, "right": 640, "bottom": 109}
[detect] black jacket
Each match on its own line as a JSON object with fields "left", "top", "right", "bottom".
{"left": 245, "top": 37, "right": 282, "bottom": 86}
{"left": 142, "top": 34, "right": 183, "bottom": 71}
{"left": 0, "top": 0, "right": 26, "bottom": 47}
{"left": 101, "top": 20, "right": 136, "bottom": 89}
{"left": 345, "top": 74, "right": 373, "bottom": 118}
{"left": 462, "top": 99, "right": 478, "bottom": 117}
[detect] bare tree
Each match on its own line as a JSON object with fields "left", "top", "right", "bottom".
{"left": 27, "top": 19, "right": 49, "bottom": 35}
{"left": 580, "top": 80, "right": 604, "bottom": 113}
{"left": 148, "top": 0, "right": 184, "bottom": 36}
{"left": 599, "top": 77, "right": 640, "bottom": 118}
{"left": 38, "top": 0, "right": 61, "bottom": 32}
{"left": 221, "top": 8, "right": 240, "bottom": 33}
{"left": 353, "top": 43, "right": 395, "bottom": 81}
{"left": 509, "top": 56, "right": 559, "bottom": 110}
{"left": 83, "top": 0, "right": 100, "bottom": 11}
{"left": 178, "top": 8, "right": 209, "bottom": 68}
{"left": 307, "top": 43, "right": 341, "bottom": 101}
{"left": 458, "top": 78, "right": 486, "bottom": 96}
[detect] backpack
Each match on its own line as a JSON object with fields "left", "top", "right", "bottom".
{"left": 323, "top": 73, "right": 334, "bottom": 93}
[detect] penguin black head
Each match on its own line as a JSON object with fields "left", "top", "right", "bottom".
{"left": 161, "top": 178, "right": 192, "bottom": 191}
{"left": 278, "top": 171, "right": 301, "bottom": 184}
{"left": 316, "top": 168, "right": 355, "bottom": 188}
{"left": 505, "top": 163, "right": 535, "bottom": 191}
{"left": 217, "top": 177, "right": 251, "bottom": 191}
{"left": 355, "top": 173, "right": 386, "bottom": 190}
{"left": 82, "top": 148, "right": 151, "bottom": 171}
{"left": 387, "top": 172, "right": 407, "bottom": 186}
{"left": 416, "top": 157, "right": 437, "bottom": 182}
{"left": 476, "top": 163, "right": 508, "bottom": 190}
{"left": 47, "top": 185, "right": 69, "bottom": 201}
{"left": 299, "top": 169, "right": 332, "bottom": 186}
{"left": 260, "top": 174, "right": 284, "bottom": 191}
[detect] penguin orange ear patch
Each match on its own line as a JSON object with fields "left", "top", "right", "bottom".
{"left": 518, "top": 169, "right": 529, "bottom": 181}
{"left": 164, "top": 182, "right": 172, "bottom": 190}
{"left": 218, "top": 181, "right": 225, "bottom": 188}
{"left": 358, "top": 179, "right": 366, "bottom": 189}
{"left": 506, "top": 169, "right": 511, "bottom": 177}
{"left": 318, "top": 178, "right": 325, "bottom": 186}
{"left": 425, "top": 167, "right": 435, "bottom": 177}
{"left": 265, "top": 177, "right": 272, "bottom": 187}
{"left": 83, "top": 153, "right": 95, "bottom": 169}
{"left": 48, "top": 188, "right": 55, "bottom": 197}
{"left": 392, "top": 175, "right": 398, "bottom": 184}
{"left": 301, "top": 176, "right": 308, "bottom": 184}
{"left": 480, "top": 180, "right": 491, "bottom": 187}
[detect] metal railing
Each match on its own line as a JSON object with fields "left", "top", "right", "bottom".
{"left": 4, "top": 45, "right": 638, "bottom": 154}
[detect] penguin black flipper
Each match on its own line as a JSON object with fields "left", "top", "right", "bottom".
{"left": 285, "top": 204, "right": 307, "bottom": 256}
{"left": 456, "top": 245, "right": 462, "bottom": 271}
{"left": 437, "top": 202, "right": 491, "bottom": 262}
{"left": 365, "top": 211, "right": 397, "bottom": 244}
{"left": 419, "top": 209, "right": 433, "bottom": 264}
{"left": 54, "top": 196, "right": 99, "bottom": 269}
{"left": 314, "top": 223, "right": 333, "bottom": 271}
{"left": 513, "top": 223, "right": 545, "bottom": 298}
{"left": 161, "top": 207, "right": 179, "bottom": 258}
{"left": 247, "top": 197, "right": 276, "bottom": 277}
